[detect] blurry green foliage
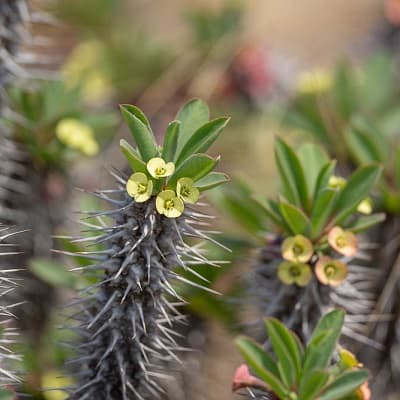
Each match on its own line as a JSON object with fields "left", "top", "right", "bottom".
{"left": 185, "top": 1, "right": 244, "bottom": 50}
{"left": 284, "top": 53, "right": 400, "bottom": 213}
{"left": 3, "top": 80, "right": 117, "bottom": 171}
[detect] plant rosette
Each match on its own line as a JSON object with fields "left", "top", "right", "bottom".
{"left": 121, "top": 100, "right": 230, "bottom": 218}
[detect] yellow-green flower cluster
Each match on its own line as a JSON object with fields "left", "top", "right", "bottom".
{"left": 277, "top": 226, "right": 359, "bottom": 288}
{"left": 126, "top": 157, "right": 200, "bottom": 218}
{"left": 56, "top": 118, "right": 99, "bottom": 156}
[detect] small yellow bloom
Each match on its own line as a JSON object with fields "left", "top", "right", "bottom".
{"left": 328, "top": 226, "right": 358, "bottom": 257}
{"left": 156, "top": 190, "right": 184, "bottom": 218}
{"left": 315, "top": 256, "right": 348, "bottom": 287}
{"left": 282, "top": 235, "right": 314, "bottom": 263}
{"left": 339, "top": 347, "right": 362, "bottom": 369}
{"left": 147, "top": 158, "right": 175, "bottom": 179}
{"left": 296, "top": 68, "right": 333, "bottom": 95}
{"left": 329, "top": 175, "right": 347, "bottom": 190}
{"left": 176, "top": 177, "right": 199, "bottom": 204}
{"left": 278, "top": 261, "right": 312, "bottom": 287}
{"left": 42, "top": 370, "right": 73, "bottom": 400}
{"left": 357, "top": 197, "right": 372, "bottom": 215}
{"left": 56, "top": 118, "right": 99, "bottom": 156}
{"left": 126, "top": 173, "right": 153, "bottom": 203}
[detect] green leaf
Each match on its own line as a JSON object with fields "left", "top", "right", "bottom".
{"left": 298, "top": 143, "right": 329, "bottom": 197}
{"left": 236, "top": 336, "right": 287, "bottom": 398}
{"left": 279, "top": 202, "right": 311, "bottom": 235}
{"left": 30, "top": 258, "right": 76, "bottom": 289}
{"left": 120, "top": 104, "right": 157, "bottom": 161}
{"left": 195, "top": 172, "right": 229, "bottom": 191}
{"left": 314, "top": 160, "right": 336, "bottom": 199}
{"left": 345, "top": 120, "right": 385, "bottom": 164}
{"left": 298, "top": 370, "right": 330, "bottom": 400}
{"left": 265, "top": 318, "right": 303, "bottom": 386}
{"left": 120, "top": 139, "right": 147, "bottom": 173}
{"left": 168, "top": 154, "right": 217, "bottom": 188}
{"left": 318, "top": 370, "right": 369, "bottom": 400}
{"left": 345, "top": 213, "right": 385, "bottom": 234}
{"left": 303, "top": 310, "right": 344, "bottom": 374}
{"left": 310, "top": 189, "right": 337, "bottom": 239}
{"left": 176, "top": 99, "right": 210, "bottom": 154}
{"left": 253, "top": 196, "right": 293, "bottom": 233}
{"left": 274, "top": 137, "right": 309, "bottom": 210}
{"left": 162, "top": 121, "right": 180, "bottom": 162}
{"left": 334, "top": 164, "right": 382, "bottom": 224}
{"left": 120, "top": 104, "right": 151, "bottom": 128}
{"left": 175, "top": 117, "right": 230, "bottom": 165}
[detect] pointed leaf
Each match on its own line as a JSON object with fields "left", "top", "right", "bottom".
{"left": 334, "top": 164, "right": 382, "bottom": 224}
{"left": 236, "top": 336, "right": 287, "bottom": 398}
{"left": 314, "top": 160, "right": 336, "bottom": 199}
{"left": 168, "top": 154, "right": 217, "bottom": 188}
{"left": 265, "top": 318, "right": 303, "bottom": 386}
{"left": 176, "top": 117, "right": 230, "bottom": 165}
{"left": 310, "top": 189, "right": 337, "bottom": 239}
{"left": 303, "top": 310, "right": 344, "bottom": 374}
{"left": 195, "top": 172, "right": 229, "bottom": 191}
{"left": 345, "top": 213, "right": 385, "bottom": 234}
{"left": 318, "top": 370, "right": 369, "bottom": 400}
{"left": 30, "top": 258, "right": 76, "bottom": 289}
{"left": 298, "top": 143, "right": 329, "bottom": 197}
{"left": 162, "top": 121, "right": 180, "bottom": 162}
{"left": 120, "top": 139, "right": 147, "bottom": 173}
{"left": 120, "top": 104, "right": 157, "bottom": 161}
{"left": 274, "top": 137, "right": 309, "bottom": 209}
{"left": 298, "top": 370, "right": 330, "bottom": 400}
{"left": 176, "top": 98, "right": 210, "bottom": 153}
{"left": 279, "top": 202, "right": 311, "bottom": 235}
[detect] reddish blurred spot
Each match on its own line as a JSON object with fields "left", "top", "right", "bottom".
{"left": 232, "top": 363, "right": 269, "bottom": 392}
{"left": 385, "top": 0, "right": 400, "bottom": 25}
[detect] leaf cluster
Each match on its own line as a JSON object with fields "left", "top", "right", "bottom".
{"left": 236, "top": 310, "right": 369, "bottom": 400}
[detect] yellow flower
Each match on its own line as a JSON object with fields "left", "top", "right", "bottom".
{"left": 176, "top": 177, "right": 199, "bottom": 204}
{"left": 296, "top": 68, "right": 333, "bottom": 95}
{"left": 278, "top": 261, "right": 312, "bottom": 287}
{"left": 329, "top": 175, "right": 347, "bottom": 190}
{"left": 315, "top": 256, "right": 348, "bottom": 287}
{"left": 328, "top": 226, "right": 358, "bottom": 257}
{"left": 281, "top": 235, "right": 314, "bottom": 263}
{"left": 156, "top": 190, "right": 184, "bottom": 218}
{"left": 357, "top": 197, "right": 372, "bottom": 215}
{"left": 42, "top": 370, "right": 73, "bottom": 400}
{"left": 56, "top": 118, "right": 99, "bottom": 156}
{"left": 126, "top": 173, "right": 153, "bottom": 203}
{"left": 339, "top": 347, "right": 362, "bottom": 369}
{"left": 147, "top": 158, "right": 175, "bottom": 179}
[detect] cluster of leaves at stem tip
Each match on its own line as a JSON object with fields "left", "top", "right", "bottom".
{"left": 234, "top": 309, "right": 370, "bottom": 400}
{"left": 285, "top": 54, "right": 400, "bottom": 213}
{"left": 2, "top": 80, "right": 116, "bottom": 169}
{"left": 120, "top": 99, "right": 230, "bottom": 217}
{"left": 253, "top": 138, "right": 384, "bottom": 287}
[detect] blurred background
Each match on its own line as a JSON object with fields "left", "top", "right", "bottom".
{"left": 4, "top": 0, "right": 400, "bottom": 399}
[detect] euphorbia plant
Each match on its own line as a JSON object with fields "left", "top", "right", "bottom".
{"left": 63, "top": 99, "right": 229, "bottom": 399}
{"left": 216, "top": 138, "right": 383, "bottom": 345}
{"left": 233, "top": 309, "right": 370, "bottom": 400}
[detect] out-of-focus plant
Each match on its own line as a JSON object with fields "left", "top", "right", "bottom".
{"left": 185, "top": 1, "right": 243, "bottom": 51}
{"left": 61, "top": 99, "right": 230, "bottom": 399}
{"left": 3, "top": 80, "right": 117, "bottom": 171}
{"left": 216, "top": 138, "right": 383, "bottom": 347}
{"left": 284, "top": 54, "right": 400, "bottom": 165}
{"left": 281, "top": 53, "right": 400, "bottom": 397}
{"left": 233, "top": 309, "right": 371, "bottom": 400}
